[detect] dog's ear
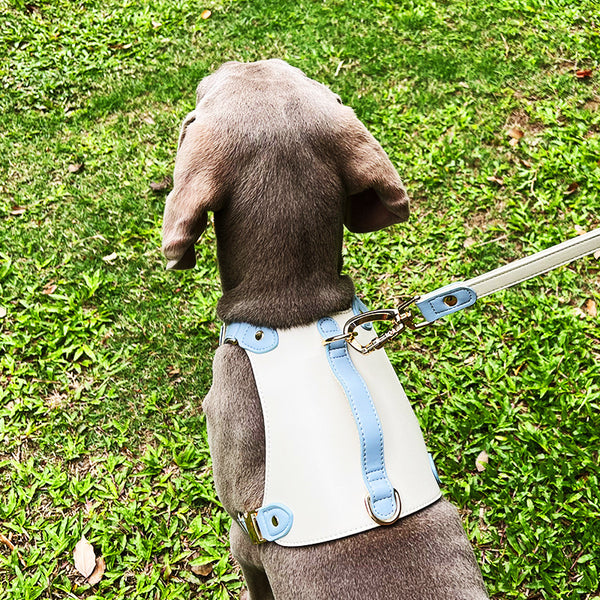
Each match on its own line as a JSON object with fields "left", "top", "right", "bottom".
{"left": 339, "top": 114, "right": 410, "bottom": 233}
{"left": 162, "top": 112, "right": 223, "bottom": 270}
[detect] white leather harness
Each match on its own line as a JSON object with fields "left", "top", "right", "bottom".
{"left": 221, "top": 303, "right": 441, "bottom": 547}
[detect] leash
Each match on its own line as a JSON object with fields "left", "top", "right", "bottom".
{"left": 325, "top": 228, "right": 600, "bottom": 354}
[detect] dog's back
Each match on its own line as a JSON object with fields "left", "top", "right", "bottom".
{"left": 163, "top": 59, "right": 489, "bottom": 600}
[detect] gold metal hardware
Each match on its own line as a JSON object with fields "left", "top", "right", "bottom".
{"left": 237, "top": 511, "right": 266, "bottom": 545}
{"left": 337, "top": 298, "right": 433, "bottom": 354}
{"left": 443, "top": 295, "right": 458, "bottom": 307}
{"left": 365, "top": 489, "right": 402, "bottom": 525}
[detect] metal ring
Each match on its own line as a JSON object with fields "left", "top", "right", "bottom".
{"left": 364, "top": 489, "right": 402, "bottom": 525}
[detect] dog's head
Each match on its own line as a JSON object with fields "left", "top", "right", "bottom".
{"left": 162, "top": 59, "right": 409, "bottom": 325}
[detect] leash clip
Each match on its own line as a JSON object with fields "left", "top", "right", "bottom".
{"left": 342, "top": 298, "right": 432, "bottom": 354}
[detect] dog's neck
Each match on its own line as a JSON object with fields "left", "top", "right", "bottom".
{"left": 214, "top": 185, "right": 355, "bottom": 329}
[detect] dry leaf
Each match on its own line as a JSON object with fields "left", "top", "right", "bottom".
{"left": 475, "top": 450, "right": 489, "bottom": 472}
{"left": 73, "top": 536, "right": 96, "bottom": 578}
{"left": 68, "top": 163, "right": 84, "bottom": 174}
{"left": 152, "top": 20, "right": 162, "bottom": 29}
{"left": 594, "top": 249, "right": 600, "bottom": 259}
{"left": 88, "top": 556, "right": 106, "bottom": 585}
{"left": 575, "top": 69, "right": 593, "bottom": 79}
{"left": 463, "top": 237, "right": 476, "bottom": 248}
{"left": 42, "top": 283, "right": 57, "bottom": 295}
{"left": 486, "top": 175, "right": 504, "bottom": 186}
{"left": 201, "top": 9, "right": 212, "bottom": 19}
{"left": 0, "top": 307, "right": 7, "bottom": 318}
{"left": 102, "top": 252, "right": 118, "bottom": 263}
{"left": 142, "top": 114, "right": 156, "bottom": 125}
{"left": 191, "top": 562, "right": 214, "bottom": 576}
{"left": 10, "top": 205, "right": 27, "bottom": 216}
{"left": 564, "top": 182, "right": 580, "bottom": 196}
{"left": 583, "top": 299, "right": 597, "bottom": 318}
{"left": 507, "top": 127, "right": 524, "bottom": 140}
{"left": 575, "top": 225, "right": 588, "bottom": 235}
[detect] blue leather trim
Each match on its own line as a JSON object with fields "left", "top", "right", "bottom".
{"left": 317, "top": 317, "right": 398, "bottom": 522}
{"left": 415, "top": 284, "right": 477, "bottom": 323}
{"left": 256, "top": 503, "right": 294, "bottom": 541}
{"left": 220, "top": 322, "right": 279, "bottom": 353}
{"left": 352, "top": 296, "right": 373, "bottom": 330}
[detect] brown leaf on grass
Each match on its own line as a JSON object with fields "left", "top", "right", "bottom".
{"left": 475, "top": 450, "right": 489, "bottom": 472}
{"left": 575, "top": 69, "right": 593, "bottom": 79}
{"left": 42, "top": 283, "right": 57, "bottom": 295}
{"left": 68, "top": 163, "right": 84, "bottom": 174}
{"left": 564, "top": 182, "right": 580, "bottom": 196}
{"left": 0, "top": 307, "right": 7, "bottom": 318}
{"left": 201, "top": 9, "right": 212, "bottom": 19}
{"left": 582, "top": 299, "right": 597, "bottom": 318}
{"left": 74, "top": 536, "right": 96, "bottom": 578}
{"left": 87, "top": 556, "right": 106, "bottom": 585}
{"left": 486, "top": 175, "right": 504, "bottom": 186}
{"left": 191, "top": 562, "right": 214, "bottom": 577}
{"left": 507, "top": 127, "right": 524, "bottom": 140}
{"left": 10, "top": 205, "right": 27, "bottom": 216}
{"left": 575, "top": 225, "right": 588, "bottom": 235}
{"left": 149, "top": 176, "right": 173, "bottom": 192}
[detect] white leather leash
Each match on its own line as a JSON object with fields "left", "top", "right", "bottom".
{"left": 328, "top": 228, "right": 600, "bottom": 354}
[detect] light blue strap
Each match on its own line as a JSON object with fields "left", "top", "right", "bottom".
{"left": 255, "top": 504, "right": 294, "bottom": 542}
{"left": 220, "top": 322, "right": 279, "bottom": 353}
{"left": 317, "top": 317, "right": 398, "bottom": 522}
{"left": 414, "top": 283, "right": 477, "bottom": 323}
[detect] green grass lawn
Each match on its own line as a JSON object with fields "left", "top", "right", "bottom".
{"left": 1, "top": 0, "right": 599, "bottom": 598}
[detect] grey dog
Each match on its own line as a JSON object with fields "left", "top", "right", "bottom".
{"left": 162, "top": 59, "right": 489, "bottom": 600}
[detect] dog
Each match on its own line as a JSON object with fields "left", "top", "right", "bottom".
{"left": 162, "top": 59, "right": 489, "bottom": 600}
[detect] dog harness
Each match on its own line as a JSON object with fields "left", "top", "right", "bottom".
{"left": 221, "top": 299, "right": 441, "bottom": 547}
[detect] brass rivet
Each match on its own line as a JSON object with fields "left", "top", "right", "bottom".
{"left": 255, "top": 330, "right": 263, "bottom": 341}
{"left": 443, "top": 295, "right": 458, "bottom": 307}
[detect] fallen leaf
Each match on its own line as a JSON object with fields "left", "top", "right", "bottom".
{"left": 201, "top": 9, "right": 212, "bottom": 19}
{"left": 42, "top": 283, "right": 57, "bottom": 295}
{"left": 142, "top": 114, "right": 156, "bottom": 125}
{"left": 583, "top": 299, "right": 597, "bottom": 318}
{"left": 87, "top": 556, "right": 106, "bottom": 585}
{"left": 191, "top": 562, "right": 214, "bottom": 576}
{"left": 575, "top": 69, "right": 593, "bottom": 79}
{"left": 564, "top": 182, "right": 579, "bottom": 196}
{"left": 575, "top": 225, "right": 588, "bottom": 235}
{"left": 149, "top": 175, "right": 173, "bottom": 192}
{"left": 486, "top": 175, "right": 504, "bottom": 186}
{"left": 68, "top": 163, "right": 84, "bottom": 174}
{"left": 152, "top": 20, "right": 162, "bottom": 29}
{"left": 0, "top": 307, "right": 6, "bottom": 318}
{"left": 73, "top": 536, "right": 96, "bottom": 578}
{"left": 10, "top": 205, "right": 27, "bottom": 216}
{"left": 594, "top": 249, "right": 600, "bottom": 260}
{"left": 475, "top": 450, "right": 489, "bottom": 472}
{"left": 463, "top": 237, "right": 476, "bottom": 248}
{"left": 102, "top": 252, "right": 118, "bottom": 263}
{"left": 507, "top": 127, "right": 524, "bottom": 140}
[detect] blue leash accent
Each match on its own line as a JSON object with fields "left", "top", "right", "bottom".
{"left": 317, "top": 317, "right": 398, "bottom": 522}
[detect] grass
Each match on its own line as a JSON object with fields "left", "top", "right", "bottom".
{"left": 0, "top": 0, "right": 599, "bottom": 598}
